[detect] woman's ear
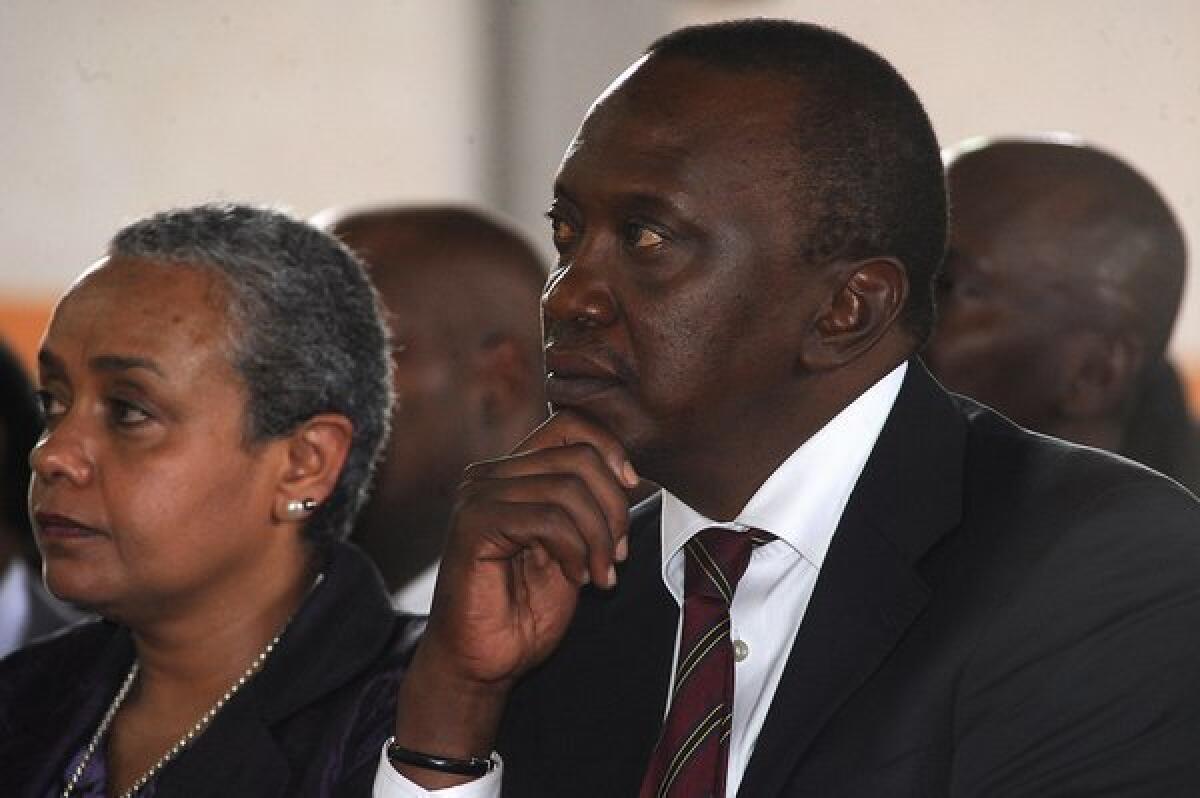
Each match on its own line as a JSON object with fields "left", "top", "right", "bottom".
{"left": 272, "top": 413, "right": 354, "bottom": 524}
{"left": 799, "top": 257, "right": 908, "bottom": 371}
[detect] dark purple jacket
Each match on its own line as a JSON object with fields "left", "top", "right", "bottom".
{"left": 0, "top": 541, "right": 419, "bottom": 797}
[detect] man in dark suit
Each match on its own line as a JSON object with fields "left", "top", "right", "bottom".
{"left": 375, "top": 19, "right": 1200, "bottom": 797}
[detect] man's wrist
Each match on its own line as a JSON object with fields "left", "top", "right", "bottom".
{"left": 391, "top": 641, "right": 511, "bottom": 787}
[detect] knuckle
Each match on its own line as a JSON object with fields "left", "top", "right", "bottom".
{"left": 533, "top": 502, "right": 572, "bottom": 530}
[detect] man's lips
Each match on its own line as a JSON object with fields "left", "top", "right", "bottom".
{"left": 33, "top": 512, "right": 106, "bottom": 541}
{"left": 544, "top": 349, "right": 620, "bottom": 381}
{"left": 546, "top": 374, "right": 623, "bottom": 406}
{"left": 544, "top": 349, "right": 625, "bottom": 406}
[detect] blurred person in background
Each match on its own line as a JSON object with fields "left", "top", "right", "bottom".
{"left": 320, "top": 205, "right": 549, "bottom": 616}
{"left": 0, "top": 338, "right": 80, "bottom": 657}
{"left": 0, "top": 204, "right": 418, "bottom": 796}
{"left": 925, "top": 136, "right": 1200, "bottom": 491}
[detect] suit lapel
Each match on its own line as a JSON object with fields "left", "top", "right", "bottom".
{"left": 158, "top": 695, "right": 292, "bottom": 797}
{"left": 738, "top": 360, "right": 965, "bottom": 796}
{"left": 593, "top": 499, "right": 679, "bottom": 751}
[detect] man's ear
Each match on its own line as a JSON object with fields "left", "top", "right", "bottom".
{"left": 272, "top": 413, "right": 355, "bottom": 524}
{"left": 1057, "top": 330, "right": 1143, "bottom": 421}
{"left": 474, "top": 334, "right": 537, "bottom": 431}
{"left": 799, "top": 257, "right": 908, "bottom": 372}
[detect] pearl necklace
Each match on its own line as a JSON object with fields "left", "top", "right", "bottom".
{"left": 61, "top": 628, "right": 284, "bottom": 798}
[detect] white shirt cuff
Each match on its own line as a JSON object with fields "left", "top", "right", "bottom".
{"left": 372, "top": 742, "right": 503, "bottom": 798}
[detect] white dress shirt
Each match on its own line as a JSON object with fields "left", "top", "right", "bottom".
{"left": 0, "top": 558, "right": 33, "bottom": 657}
{"left": 373, "top": 363, "right": 907, "bottom": 798}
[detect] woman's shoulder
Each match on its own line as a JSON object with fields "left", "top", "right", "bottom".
{"left": 0, "top": 618, "right": 120, "bottom": 682}
{"left": 0, "top": 619, "right": 128, "bottom": 733}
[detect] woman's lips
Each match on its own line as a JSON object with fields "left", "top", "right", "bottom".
{"left": 33, "top": 512, "right": 106, "bottom": 541}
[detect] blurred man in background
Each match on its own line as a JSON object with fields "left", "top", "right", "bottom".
{"left": 321, "top": 206, "right": 548, "bottom": 614}
{"left": 925, "top": 136, "right": 1200, "bottom": 492}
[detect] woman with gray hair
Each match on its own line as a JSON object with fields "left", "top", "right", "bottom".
{"left": 0, "top": 204, "right": 412, "bottom": 796}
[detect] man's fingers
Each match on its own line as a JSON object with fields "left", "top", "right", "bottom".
{"left": 457, "top": 493, "right": 602, "bottom": 587}
{"left": 474, "top": 444, "right": 630, "bottom": 540}
{"left": 462, "top": 469, "right": 622, "bottom": 588}
{"left": 467, "top": 432, "right": 632, "bottom": 574}
{"left": 444, "top": 408, "right": 641, "bottom": 595}
{"left": 514, "top": 410, "right": 640, "bottom": 490}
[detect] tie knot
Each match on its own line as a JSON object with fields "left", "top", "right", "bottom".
{"left": 684, "top": 527, "right": 762, "bottom": 605}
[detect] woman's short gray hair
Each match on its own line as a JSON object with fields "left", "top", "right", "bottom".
{"left": 110, "top": 203, "right": 393, "bottom": 548}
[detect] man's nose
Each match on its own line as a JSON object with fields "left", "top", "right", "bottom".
{"left": 541, "top": 246, "right": 619, "bottom": 330}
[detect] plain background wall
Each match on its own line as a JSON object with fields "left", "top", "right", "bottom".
{"left": 2, "top": 0, "right": 1197, "bottom": 379}
{"left": 0, "top": 0, "right": 489, "bottom": 365}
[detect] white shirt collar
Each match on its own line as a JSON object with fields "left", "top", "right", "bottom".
{"left": 660, "top": 362, "right": 907, "bottom": 597}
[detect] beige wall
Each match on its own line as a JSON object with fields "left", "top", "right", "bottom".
{"left": 2, "top": 0, "right": 1198, "bottom": 374}
{"left": 0, "top": 0, "right": 488, "bottom": 299}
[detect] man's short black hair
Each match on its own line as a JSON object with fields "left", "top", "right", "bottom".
{"left": 648, "top": 19, "right": 947, "bottom": 342}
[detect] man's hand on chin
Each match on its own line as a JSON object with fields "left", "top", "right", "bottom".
{"left": 390, "top": 410, "right": 640, "bottom": 788}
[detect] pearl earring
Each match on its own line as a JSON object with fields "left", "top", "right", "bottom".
{"left": 284, "top": 498, "right": 318, "bottom": 521}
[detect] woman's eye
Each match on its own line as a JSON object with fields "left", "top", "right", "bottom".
{"left": 35, "top": 390, "right": 65, "bottom": 423}
{"left": 110, "top": 399, "right": 151, "bottom": 427}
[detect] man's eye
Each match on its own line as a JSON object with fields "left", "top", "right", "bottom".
{"left": 624, "top": 222, "right": 672, "bottom": 250}
{"left": 628, "top": 226, "right": 665, "bottom": 249}
{"left": 547, "top": 214, "right": 577, "bottom": 247}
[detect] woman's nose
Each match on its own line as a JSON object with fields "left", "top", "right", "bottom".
{"left": 29, "top": 416, "right": 94, "bottom": 488}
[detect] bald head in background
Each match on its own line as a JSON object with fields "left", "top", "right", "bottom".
{"left": 324, "top": 206, "right": 548, "bottom": 607}
{"left": 924, "top": 138, "right": 1198, "bottom": 487}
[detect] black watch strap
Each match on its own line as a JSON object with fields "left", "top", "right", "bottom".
{"left": 386, "top": 737, "right": 497, "bottom": 778}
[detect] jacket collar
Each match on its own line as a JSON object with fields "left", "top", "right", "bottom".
{"left": 249, "top": 540, "right": 398, "bottom": 722}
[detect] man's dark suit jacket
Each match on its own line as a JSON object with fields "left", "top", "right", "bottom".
{"left": 498, "top": 360, "right": 1200, "bottom": 796}
{"left": 0, "top": 541, "right": 419, "bottom": 797}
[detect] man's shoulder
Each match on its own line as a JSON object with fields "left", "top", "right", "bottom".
{"left": 943, "top": 395, "right": 1200, "bottom": 621}
{"left": 957, "top": 394, "right": 1200, "bottom": 531}
{"left": 937, "top": 404, "right": 1200, "bottom": 792}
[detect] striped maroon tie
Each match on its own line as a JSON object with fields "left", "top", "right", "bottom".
{"left": 639, "top": 527, "right": 768, "bottom": 798}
